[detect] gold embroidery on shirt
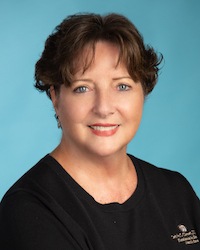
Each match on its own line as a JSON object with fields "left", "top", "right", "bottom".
{"left": 171, "top": 225, "right": 199, "bottom": 245}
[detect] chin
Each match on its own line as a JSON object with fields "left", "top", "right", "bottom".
{"left": 89, "top": 145, "right": 127, "bottom": 158}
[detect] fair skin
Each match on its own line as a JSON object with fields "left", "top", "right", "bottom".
{"left": 50, "top": 41, "right": 144, "bottom": 204}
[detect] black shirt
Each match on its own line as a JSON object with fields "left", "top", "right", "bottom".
{"left": 0, "top": 154, "right": 200, "bottom": 249}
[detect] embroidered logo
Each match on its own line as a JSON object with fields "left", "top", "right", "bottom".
{"left": 171, "top": 224, "right": 199, "bottom": 245}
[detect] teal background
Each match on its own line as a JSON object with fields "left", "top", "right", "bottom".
{"left": 0, "top": 0, "right": 200, "bottom": 199}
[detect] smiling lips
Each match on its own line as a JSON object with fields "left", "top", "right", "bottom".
{"left": 88, "top": 124, "right": 119, "bottom": 136}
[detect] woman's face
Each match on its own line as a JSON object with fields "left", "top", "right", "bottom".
{"left": 51, "top": 41, "right": 144, "bottom": 158}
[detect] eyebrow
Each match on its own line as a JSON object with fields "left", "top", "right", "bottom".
{"left": 73, "top": 79, "right": 93, "bottom": 83}
{"left": 73, "top": 76, "right": 132, "bottom": 83}
{"left": 112, "top": 76, "right": 132, "bottom": 81}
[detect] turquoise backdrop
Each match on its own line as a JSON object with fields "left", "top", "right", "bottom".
{"left": 0, "top": 0, "right": 200, "bottom": 199}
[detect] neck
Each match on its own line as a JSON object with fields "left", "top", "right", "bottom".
{"left": 50, "top": 142, "right": 137, "bottom": 204}
{"left": 51, "top": 141, "right": 130, "bottom": 177}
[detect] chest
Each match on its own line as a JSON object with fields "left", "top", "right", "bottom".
{"left": 80, "top": 198, "right": 200, "bottom": 250}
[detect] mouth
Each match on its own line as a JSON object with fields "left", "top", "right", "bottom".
{"left": 88, "top": 124, "right": 120, "bottom": 136}
{"left": 89, "top": 125, "right": 119, "bottom": 131}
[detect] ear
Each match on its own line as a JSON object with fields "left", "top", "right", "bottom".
{"left": 49, "top": 86, "right": 58, "bottom": 110}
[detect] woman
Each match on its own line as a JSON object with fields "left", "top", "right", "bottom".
{"left": 0, "top": 13, "right": 200, "bottom": 249}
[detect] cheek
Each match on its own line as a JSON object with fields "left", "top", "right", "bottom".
{"left": 58, "top": 99, "right": 90, "bottom": 124}
{"left": 121, "top": 96, "right": 144, "bottom": 121}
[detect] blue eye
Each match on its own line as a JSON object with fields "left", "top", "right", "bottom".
{"left": 118, "top": 84, "right": 130, "bottom": 91}
{"left": 74, "top": 86, "right": 88, "bottom": 93}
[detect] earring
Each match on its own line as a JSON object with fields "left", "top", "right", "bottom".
{"left": 54, "top": 114, "right": 61, "bottom": 128}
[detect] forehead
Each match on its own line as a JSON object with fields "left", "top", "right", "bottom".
{"left": 72, "top": 41, "right": 125, "bottom": 75}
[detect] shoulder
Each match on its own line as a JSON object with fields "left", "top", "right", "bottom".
{"left": 0, "top": 174, "right": 85, "bottom": 250}
{"left": 0, "top": 154, "right": 67, "bottom": 215}
{"left": 131, "top": 154, "right": 189, "bottom": 184}
{"left": 0, "top": 155, "right": 71, "bottom": 240}
{"left": 0, "top": 155, "right": 50, "bottom": 198}
{"left": 129, "top": 154, "right": 200, "bottom": 204}
{"left": 0, "top": 154, "right": 80, "bottom": 219}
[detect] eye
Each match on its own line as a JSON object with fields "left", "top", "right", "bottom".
{"left": 73, "top": 86, "right": 89, "bottom": 93}
{"left": 117, "top": 84, "right": 131, "bottom": 91}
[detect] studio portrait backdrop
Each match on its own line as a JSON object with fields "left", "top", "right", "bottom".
{"left": 0, "top": 0, "right": 200, "bottom": 199}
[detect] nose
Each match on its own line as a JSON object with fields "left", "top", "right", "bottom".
{"left": 92, "top": 89, "right": 115, "bottom": 118}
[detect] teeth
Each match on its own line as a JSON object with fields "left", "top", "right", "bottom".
{"left": 90, "top": 125, "right": 118, "bottom": 131}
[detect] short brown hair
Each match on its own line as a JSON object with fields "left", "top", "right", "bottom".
{"left": 35, "top": 13, "right": 163, "bottom": 97}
